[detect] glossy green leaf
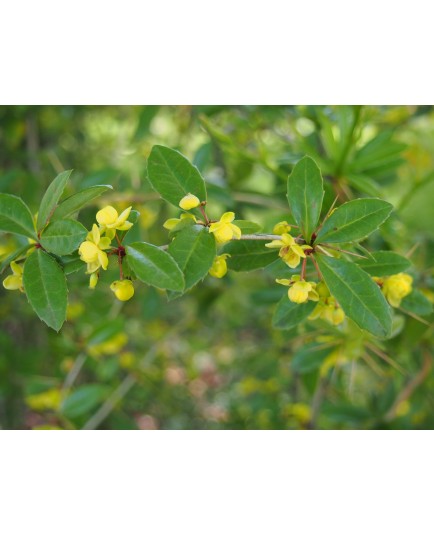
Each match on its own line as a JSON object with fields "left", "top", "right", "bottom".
{"left": 23, "top": 249, "right": 68, "bottom": 331}
{"left": 61, "top": 384, "right": 109, "bottom": 419}
{"left": 315, "top": 198, "right": 393, "bottom": 244}
{"left": 37, "top": 170, "right": 72, "bottom": 230}
{"left": 60, "top": 254, "right": 85, "bottom": 275}
{"left": 147, "top": 145, "right": 207, "bottom": 209}
{"left": 223, "top": 240, "right": 277, "bottom": 272}
{"left": 0, "top": 193, "right": 36, "bottom": 239}
{"left": 40, "top": 219, "right": 87, "bottom": 255}
{"left": 287, "top": 156, "right": 324, "bottom": 242}
{"left": 316, "top": 255, "right": 392, "bottom": 337}
{"left": 355, "top": 251, "right": 411, "bottom": 276}
{"left": 126, "top": 242, "right": 184, "bottom": 291}
{"left": 272, "top": 296, "right": 316, "bottom": 330}
{"left": 401, "top": 290, "right": 433, "bottom": 316}
{"left": 51, "top": 184, "right": 113, "bottom": 221}
{"left": 168, "top": 225, "right": 216, "bottom": 291}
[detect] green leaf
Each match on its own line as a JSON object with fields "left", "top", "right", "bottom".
{"left": 272, "top": 296, "right": 317, "bottom": 330}
{"left": 61, "top": 384, "right": 109, "bottom": 419}
{"left": 168, "top": 224, "right": 216, "bottom": 291}
{"left": 401, "top": 290, "right": 433, "bottom": 316}
{"left": 126, "top": 242, "right": 184, "bottom": 291}
{"left": 23, "top": 249, "right": 68, "bottom": 331}
{"left": 223, "top": 240, "right": 277, "bottom": 272}
{"left": 40, "top": 219, "right": 87, "bottom": 256}
{"left": 0, "top": 193, "right": 36, "bottom": 239}
{"left": 60, "top": 254, "right": 85, "bottom": 275}
{"left": 51, "top": 184, "right": 113, "bottom": 221}
{"left": 315, "top": 198, "right": 393, "bottom": 244}
{"left": 233, "top": 220, "right": 262, "bottom": 234}
{"left": 291, "top": 343, "right": 335, "bottom": 374}
{"left": 147, "top": 145, "right": 207, "bottom": 209}
{"left": 355, "top": 251, "right": 411, "bottom": 276}
{"left": 287, "top": 156, "right": 324, "bottom": 242}
{"left": 316, "top": 255, "right": 392, "bottom": 337}
{"left": 37, "top": 170, "right": 72, "bottom": 230}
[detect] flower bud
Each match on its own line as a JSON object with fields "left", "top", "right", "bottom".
{"left": 110, "top": 280, "right": 134, "bottom": 301}
{"left": 179, "top": 193, "right": 200, "bottom": 210}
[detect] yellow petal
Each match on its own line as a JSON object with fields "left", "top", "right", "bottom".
{"left": 10, "top": 261, "right": 23, "bottom": 276}
{"left": 117, "top": 221, "right": 133, "bottom": 231}
{"left": 98, "top": 250, "right": 109, "bottom": 271}
{"left": 163, "top": 218, "right": 181, "bottom": 230}
{"left": 265, "top": 240, "right": 284, "bottom": 249}
{"left": 220, "top": 212, "right": 235, "bottom": 223}
{"left": 96, "top": 206, "right": 118, "bottom": 226}
{"left": 117, "top": 206, "right": 132, "bottom": 225}
{"left": 230, "top": 223, "right": 242, "bottom": 240}
{"left": 79, "top": 241, "right": 100, "bottom": 263}
{"left": 3, "top": 274, "right": 22, "bottom": 291}
{"left": 275, "top": 278, "right": 291, "bottom": 286}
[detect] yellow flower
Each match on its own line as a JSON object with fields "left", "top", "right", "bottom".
{"left": 266, "top": 233, "right": 310, "bottom": 269}
{"left": 3, "top": 261, "right": 24, "bottom": 292}
{"left": 96, "top": 205, "right": 133, "bottom": 239}
{"left": 78, "top": 224, "right": 111, "bottom": 273}
{"left": 272, "top": 221, "right": 292, "bottom": 235}
{"left": 179, "top": 193, "right": 200, "bottom": 210}
{"left": 209, "top": 254, "right": 231, "bottom": 278}
{"left": 276, "top": 277, "right": 319, "bottom": 304}
{"left": 110, "top": 279, "right": 134, "bottom": 301}
{"left": 26, "top": 389, "right": 62, "bottom": 411}
{"left": 163, "top": 213, "right": 197, "bottom": 230}
{"left": 209, "top": 212, "right": 242, "bottom": 245}
{"left": 382, "top": 273, "right": 413, "bottom": 307}
{"left": 88, "top": 332, "right": 128, "bottom": 357}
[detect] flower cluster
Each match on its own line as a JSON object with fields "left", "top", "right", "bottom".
{"left": 209, "top": 212, "right": 241, "bottom": 245}
{"left": 78, "top": 205, "right": 135, "bottom": 301}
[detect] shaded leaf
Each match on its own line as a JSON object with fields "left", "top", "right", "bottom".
{"left": 315, "top": 198, "right": 393, "bottom": 244}
{"left": 287, "top": 156, "right": 324, "bottom": 242}
{"left": 356, "top": 251, "right": 411, "bottom": 276}
{"left": 23, "top": 249, "right": 68, "bottom": 331}
{"left": 40, "top": 219, "right": 87, "bottom": 255}
{"left": 168, "top": 225, "right": 216, "bottom": 291}
{"left": 52, "top": 185, "right": 113, "bottom": 221}
{"left": 147, "top": 145, "right": 207, "bottom": 209}
{"left": 223, "top": 239, "right": 277, "bottom": 272}
{"left": 272, "top": 296, "right": 316, "bottom": 330}
{"left": 0, "top": 193, "right": 36, "bottom": 239}
{"left": 126, "top": 242, "right": 184, "bottom": 291}
{"left": 37, "top": 170, "right": 72, "bottom": 230}
{"left": 61, "top": 385, "right": 109, "bottom": 419}
{"left": 316, "top": 255, "right": 392, "bottom": 337}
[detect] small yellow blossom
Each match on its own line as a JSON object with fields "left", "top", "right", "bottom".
{"left": 88, "top": 332, "right": 128, "bottom": 358}
{"left": 3, "top": 261, "right": 24, "bottom": 292}
{"left": 209, "top": 254, "right": 231, "bottom": 278}
{"left": 96, "top": 205, "right": 133, "bottom": 239}
{"left": 139, "top": 206, "right": 158, "bottom": 230}
{"left": 266, "top": 233, "right": 310, "bottom": 269}
{"left": 381, "top": 273, "right": 413, "bottom": 307}
{"left": 110, "top": 279, "right": 134, "bottom": 301}
{"left": 163, "top": 213, "right": 197, "bottom": 230}
{"left": 26, "top": 389, "right": 62, "bottom": 411}
{"left": 179, "top": 193, "right": 200, "bottom": 210}
{"left": 276, "top": 277, "right": 319, "bottom": 304}
{"left": 78, "top": 224, "right": 111, "bottom": 273}
{"left": 273, "top": 221, "right": 292, "bottom": 235}
{"left": 209, "top": 212, "right": 242, "bottom": 245}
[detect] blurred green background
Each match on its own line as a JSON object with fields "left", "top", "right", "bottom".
{"left": 0, "top": 105, "right": 433, "bottom": 430}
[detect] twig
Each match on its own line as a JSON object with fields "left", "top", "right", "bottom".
{"left": 61, "top": 353, "right": 87, "bottom": 393}
{"left": 322, "top": 244, "right": 367, "bottom": 259}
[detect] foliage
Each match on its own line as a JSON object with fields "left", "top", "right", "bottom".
{"left": 0, "top": 105, "right": 433, "bottom": 430}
